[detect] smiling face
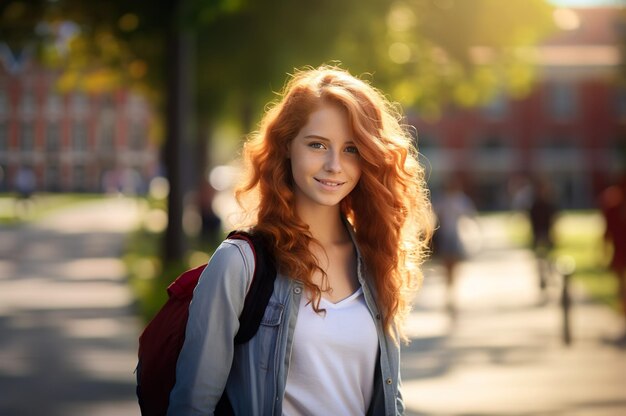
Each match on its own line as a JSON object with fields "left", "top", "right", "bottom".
{"left": 289, "top": 101, "right": 362, "bottom": 213}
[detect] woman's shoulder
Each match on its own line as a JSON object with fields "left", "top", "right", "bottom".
{"left": 201, "top": 238, "right": 255, "bottom": 286}
{"left": 204, "top": 236, "right": 256, "bottom": 283}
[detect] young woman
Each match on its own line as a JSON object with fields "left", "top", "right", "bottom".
{"left": 167, "top": 65, "right": 433, "bottom": 415}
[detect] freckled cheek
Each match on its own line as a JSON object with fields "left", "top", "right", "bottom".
{"left": 346, "top": 159, "right": 362, "bottom": 182}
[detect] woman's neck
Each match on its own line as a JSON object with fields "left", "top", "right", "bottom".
{"left": 296, "top": 203, "right": 349, "bottom": 246}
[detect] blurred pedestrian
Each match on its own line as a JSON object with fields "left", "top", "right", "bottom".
{"left": 167, "top": 65, "right": 434, "bottom": 415}
{"left": 509, "top": 174, "right": 533, "bottom": 212}
{"left": 198, "top": 177, "right": 222, "bottom": 247}
{"left": 599, "top": 174, "right": 626, "bottom": 343}
{"left": 432, "top": 176, "right": 477, "bottom": 316}
{"left": 528, "top": 178, "right": 560, "bottom": 291}
{"left": 14, "top": 165, "right": 36, "bottom": 218}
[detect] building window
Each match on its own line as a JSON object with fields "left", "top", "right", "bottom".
{"left": 0, "top": 163, "right": 7, "bottom": 191}
{"left": 73, "top": 122, "right": 88, "bottom": 151}
{"left": 415, "top": 132, "right": 436, "bottom": 152}
{"left": 45, "top": 93, "right": 63, "bottom": 120}
{"left": 0, "top": 122, "right": 6, "bottom": 151}
{"left": 98, "top": 94, "right": 116, "bottom": 151}
{"left": 0, "top": 89, "right": 8, "bottom": 118}
{"left": 71, "top": 93, "right": 88, "bottom": 119}
{"left": 102, "top": 94, "right": 115, "bottom": 110}
{"left": 479, "top": 135, "right": 506, "bottom": 151}
{"left": 73, "top": 164, "right": 86, "bottom": 191}
{"left": 533, "top": 135, "right": 582, "bottom": 178}
{"left": 128, "top": 122, "right": 144, "bottom": 150}
{"left": 613, "top": 135, "right": 626, "bottom": 168}
{"left": 45, "top": 163, "right": 59, "bottom": 191}
{"left": 20, "top": 122, "right": 34, "bottom": 151}
{"left": 473, "top": 133, "right": 515, "bottom": 172}
{"left": 546, "top": 83, "right": 577, "bottom": 120}
{"left": 98, "top": 121, "right": 115, "bottom": 152}
{"left": 46, "top": 123, "right": 60, "bottom": 152}
{"left": 19, "top": 90, "right": 36, "bottom": 120}
{"left": 616, "top": 88, "right": 626, "bottom": 119}
{"left": 544, "top": 135, "right": 577, "bottom": 152}
{"left": 127, "top": 94, "right": 146, "bottom": 120}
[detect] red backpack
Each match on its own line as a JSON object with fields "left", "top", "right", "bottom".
{"left": 136, "top": 231, "right": 276, "bottom": 416}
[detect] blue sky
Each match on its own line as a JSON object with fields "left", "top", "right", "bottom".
{"left": 548, "top": 0, "right": 624, "bottom": 6}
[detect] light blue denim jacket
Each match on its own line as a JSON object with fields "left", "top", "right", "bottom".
{"left": 167, "top": 230, "right": 404, "bottom": 416}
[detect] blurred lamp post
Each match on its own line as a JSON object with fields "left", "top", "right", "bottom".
{"left": 555, "top": 255, "right": 576, "bottom": 346}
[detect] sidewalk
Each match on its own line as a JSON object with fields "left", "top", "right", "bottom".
{"left": 0, "top": 197, "right": 142, "bottom": 416}
{"left": 402, "top": 217, "right": 626, "bottom": 416}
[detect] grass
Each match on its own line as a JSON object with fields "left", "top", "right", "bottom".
{"left": 500, "top": 210, "right": 619, "bottom": 311}
{"left": 0, "top": 192, "right": 104, "bottom": 224}
{"left": 553, "top": 212, "right": 619, "bottom": 310}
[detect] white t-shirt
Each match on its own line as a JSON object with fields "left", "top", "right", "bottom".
{"left": 282, "top": 287, "right": 379, "bottom": 416}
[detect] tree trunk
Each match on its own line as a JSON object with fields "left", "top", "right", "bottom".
{"left": 163, "top": 2, "right": 194, "bottom": 263}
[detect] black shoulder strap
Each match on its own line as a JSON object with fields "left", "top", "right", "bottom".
{"left": 227, "top": 230, "right": 277, "bottom": 344}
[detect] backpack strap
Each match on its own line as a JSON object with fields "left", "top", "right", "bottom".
{"left": 227, "top": 230, "right": 277, "bottom": 344}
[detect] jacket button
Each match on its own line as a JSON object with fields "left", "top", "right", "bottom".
{"left": 294, "top": 287, "right": 302, "bottom": 294}
{"left": 376, "top": 314, "right": 381, "bottom": 320}
{"left": 386, "top": 378, "right": 392, "bottom": 385}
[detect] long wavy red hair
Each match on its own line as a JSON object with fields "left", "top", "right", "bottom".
{"left": 235, "top": 65, "right": 433, "bottom": 342}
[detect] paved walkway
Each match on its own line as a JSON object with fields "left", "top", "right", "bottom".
{"left": 0, "top": 197, "right": 142, "bottom": 416}
{"left": 1, "top": 200, "right": 624, "bottom": 416}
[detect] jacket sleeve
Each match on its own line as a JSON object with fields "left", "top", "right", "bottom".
{"left": 167, "top": 239, "right": 255, "bottom": 416}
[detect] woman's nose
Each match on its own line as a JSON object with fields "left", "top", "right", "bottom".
{"left": 324, "top": 151, "right": 342, "bottom": 173}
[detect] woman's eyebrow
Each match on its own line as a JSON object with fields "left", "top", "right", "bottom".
{"left": 303, "top": 134, "right": 355, "bottom": 145}
{"left": 303, "top": 134, "right": 330, "bottom": 142}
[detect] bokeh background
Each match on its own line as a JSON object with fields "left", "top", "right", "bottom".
{"left": 0, "top": 0, "right": 625, "bottom": 415}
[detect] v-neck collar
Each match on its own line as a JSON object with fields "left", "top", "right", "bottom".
{"left": 319, "top": 286, "right": 363, "bottom": 309}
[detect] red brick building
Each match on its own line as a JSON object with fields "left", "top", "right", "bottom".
{"left": 0, "top": 47, "right": 158, "bottom": 193}
{"left": 412, "top": 6, "right": 625, "bottom": 210}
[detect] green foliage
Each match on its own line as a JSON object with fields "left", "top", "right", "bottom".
{"left": 0, "top": 0, "right": 47, "bottom": 51}
{"left": 382, "top": 0, "right": 557, "bottom": 112}
{"left": 190, "top": 0, "right": 558, "bottom": 125}
{"left": 3, "top": 0, "right": 559, "bottom": 119}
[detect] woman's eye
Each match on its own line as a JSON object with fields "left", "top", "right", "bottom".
{"left": 345, "top": 146, "right": 359, "bottom": 154}
{"left": 308, "top": 142, "right": 326, "bottom": 150}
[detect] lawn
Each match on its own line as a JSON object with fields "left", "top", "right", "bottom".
{"left": 0, "top": 192, "right": 104, "bottom": 224}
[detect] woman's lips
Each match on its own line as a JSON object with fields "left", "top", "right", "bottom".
{"left": 315, "top": 178, "right": 346, "bottom": 188}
